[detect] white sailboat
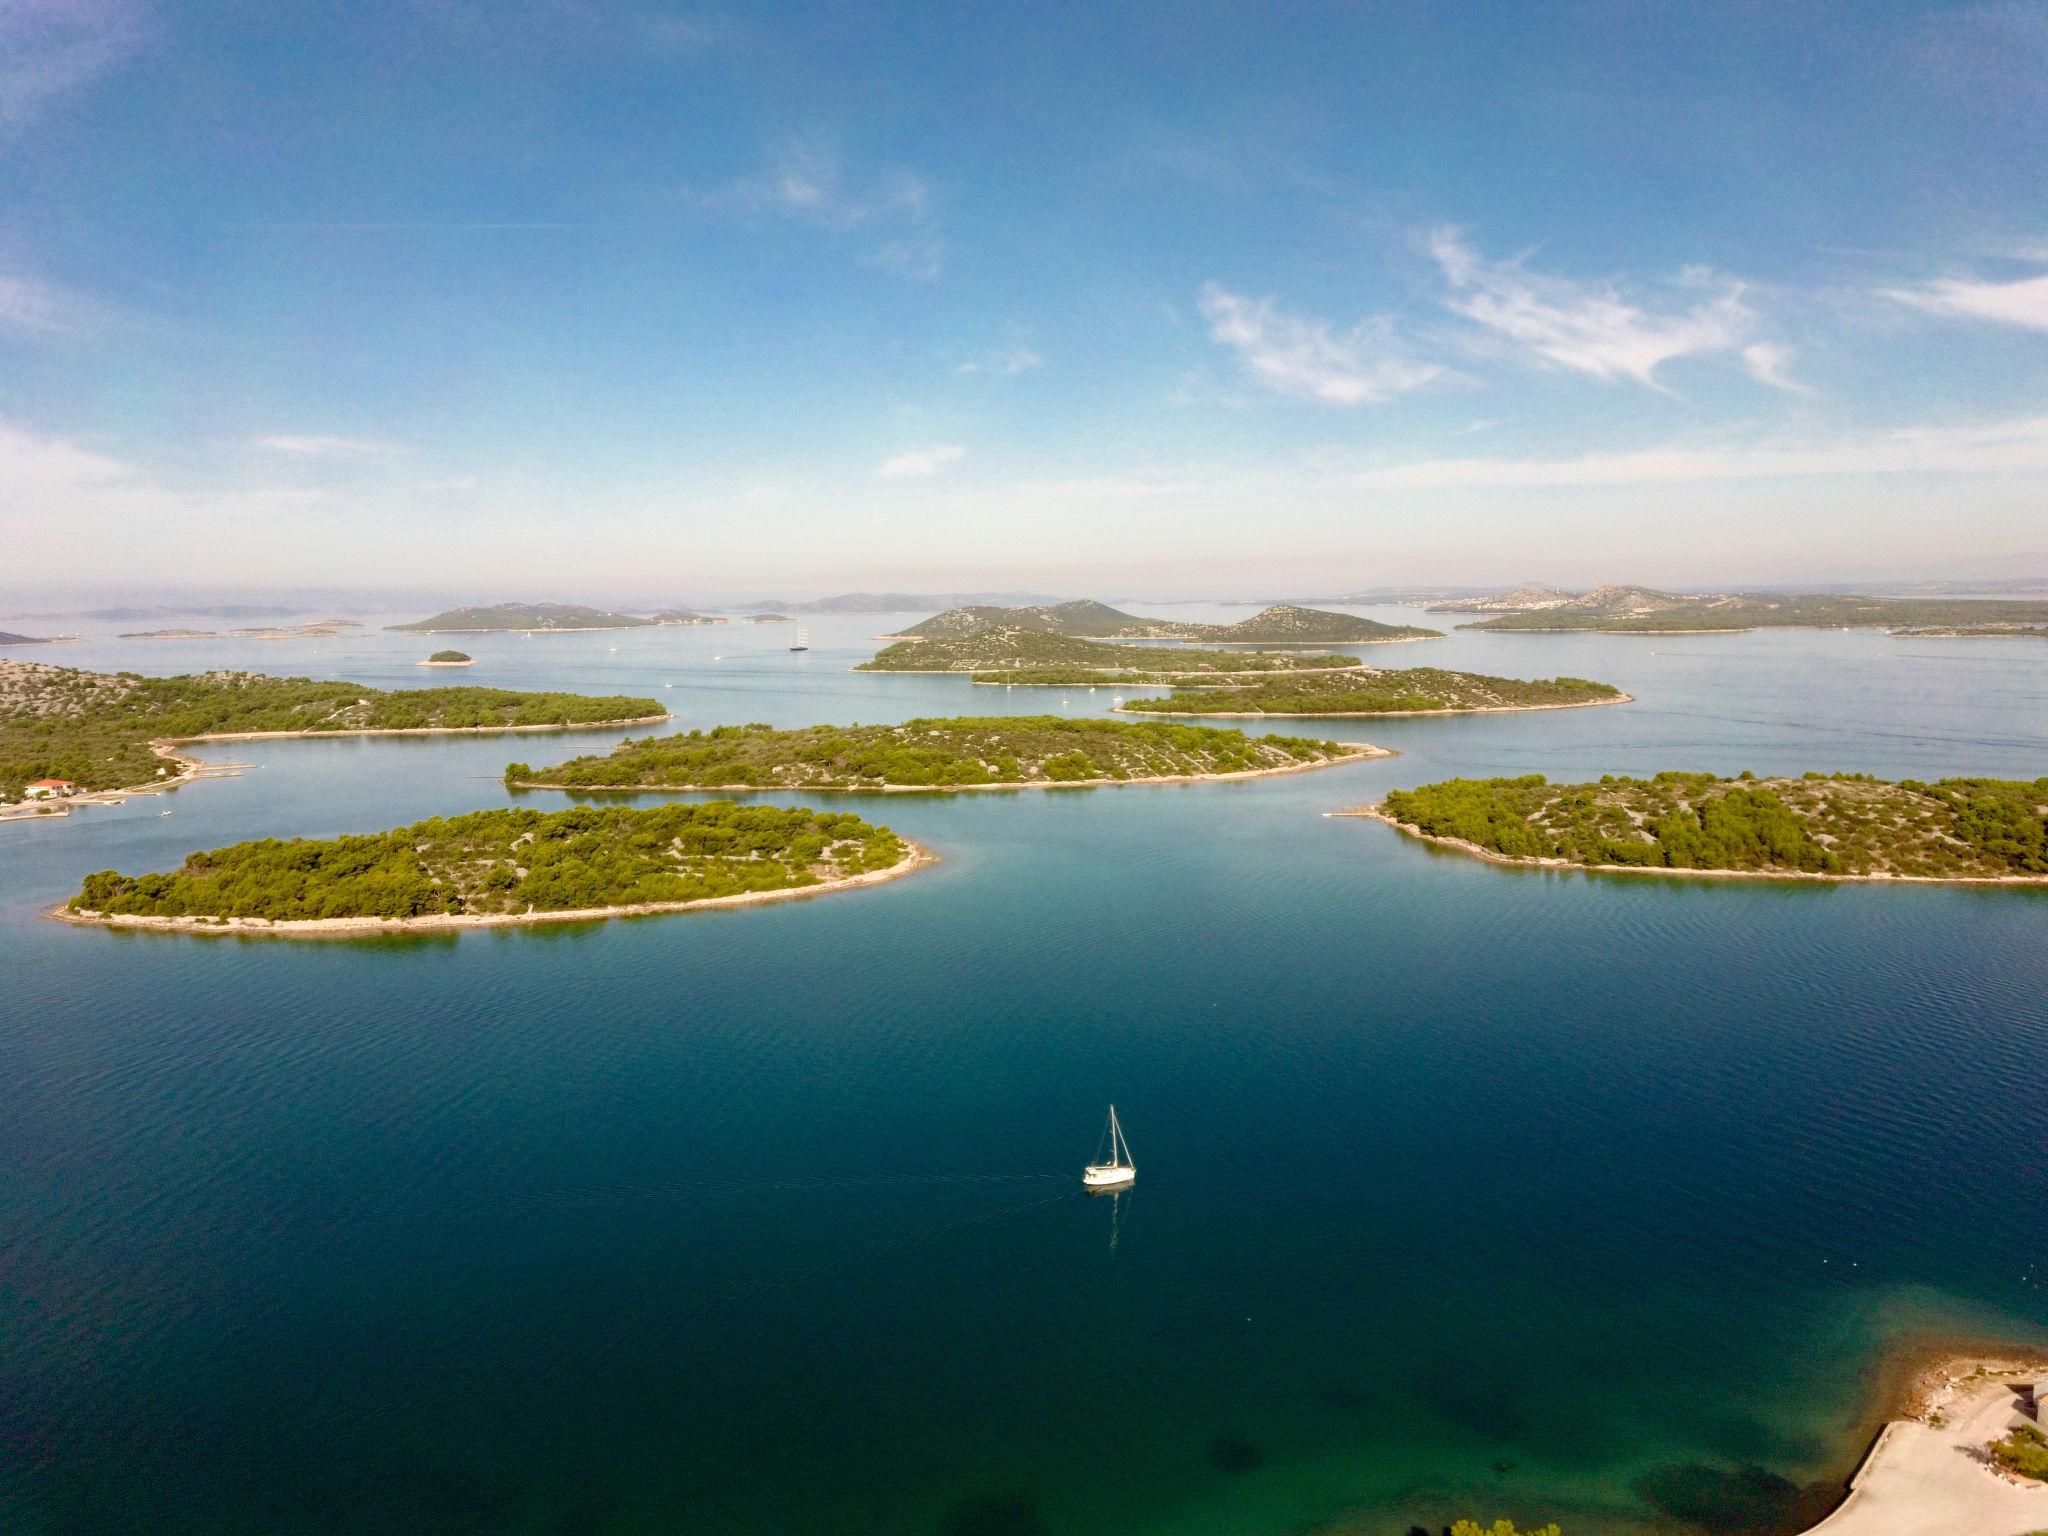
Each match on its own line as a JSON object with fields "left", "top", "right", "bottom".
{"left": 789, "top": 625, "right": 810, "bottom": 652}
{"left": 1082, "top": 1105, "right": 1135, "bottom": 1188}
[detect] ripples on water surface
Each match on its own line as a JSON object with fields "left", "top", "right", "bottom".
{"left": 2, "top": 608, "right": 2045, "bottom": 1534}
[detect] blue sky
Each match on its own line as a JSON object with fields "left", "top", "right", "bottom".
{"left": 4, "top": 0, "right": 2047, "bottom": 600}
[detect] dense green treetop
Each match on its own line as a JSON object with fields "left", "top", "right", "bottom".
{"left": 858, "top": 627, "right": 1356, "bottom": 676}
{"left": 70, "top": 802, "right": 906, "bottom": 923}
{"left": 1377, "top": 771, "right": 2048, "bottom": 879}
{"left": 1123, "top": 667, "right": 1623, "bottom": 715}
{"left": 426, "top": 650, "right": 473, "bottom": 663}
{"left": 0, "top": 659, "right": 663, "bottom": 801}
{"left": 512, "top": 715, "right": 1363, "bottom": 791}
{"left": 387, "top": 602, "right": 657, "bottom": 632}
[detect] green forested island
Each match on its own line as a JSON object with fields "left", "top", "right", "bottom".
{"left": 1121, "top": 667, "right": 1625, "bottom": 716}
{"left": 423, "top": 650, "right": 474, "bottom": 665}
{"left": 889, "top": 599, "right": 1440, "bottom": 645}
{"left": 510, "top": 715, "right": 1375, "bottom": 792}
{"left": 858, "top": 627, "right": 1357, "bottom": 680}
{"left": 65, "top": 803, "right": 912, "bottom": 929}
{"left": 1365, "top": 771, "right": 2048, "bottom": 881}
{"left": 0, "top": 660, "right": 665, "bottom": 803}
{"left": 1437, "top": 584, "right": 2048, "bottom": 633}
{"left": 388, "top": 602, "right": 658, "bottom": 633}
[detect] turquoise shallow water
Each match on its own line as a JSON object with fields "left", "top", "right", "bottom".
{"left": 2, "top": 607, "right": 2045, "bottom": 1535}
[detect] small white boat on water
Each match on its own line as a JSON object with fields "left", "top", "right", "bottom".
{"left": 1082, "top": 1105, "right": 1136, "bottom": 1188}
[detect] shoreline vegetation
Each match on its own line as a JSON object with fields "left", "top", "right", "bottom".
{"left": 1344, "top": 772, "right": 2048, "bottom": 884}
{"left": 1116, "top": 668, "right": 1629, "bottom": 717}
{"left": 510, "top": 716, "right": 1388, "bottom": 794}
{"left": 857, "top": 627, "right": 1363, "bottom": 680}
{"left": 0, "top": 660, "right": 666, "bottom": 817}
{"left": 59, "top": 803, "right": 922, "bottom": 935}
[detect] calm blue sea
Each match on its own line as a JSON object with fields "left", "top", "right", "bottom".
{"left": 2, "top": 607, "right": 2045, "bottom": 1536}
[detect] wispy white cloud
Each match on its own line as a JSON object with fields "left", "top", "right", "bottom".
{"left": 956, "top": 340, "right": 1043, "bottom": 377}
{"left": 0, "top": 0, "right": 148, "bottom": 132}
{"left": 1198, "top": 282, "right": 1442, "bottom": 406}
{"left": 0, "top": 272, "right": 72, "bottom": 335}
{"left": 254, "top": 434, "right": 407, "bottom": 457}
{"left": 1429, "top": 228, "right": 1756, "bottom": 389}
{"left": 1741, "top": 342, "right": 1808, "bottom": 394}
{"left": 707, "top": 141, "right": 944, "bottom": 279}
{"left": 877, "top": 445, "right": 965, "bottom": 479}
{"left": 1348, "top": 415, "right": 2048, "bottom": 491}
{"left": 1882, "top": 270, "right": 2048, "bottom": 332}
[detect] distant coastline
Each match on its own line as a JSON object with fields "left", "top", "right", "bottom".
{"left": 54, "top": 841, "right": 933, "bottom": 938}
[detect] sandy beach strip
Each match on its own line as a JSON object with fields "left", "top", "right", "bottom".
{"left": 52, "top": 842, "right": 935, "bottom": 939}
{"left": 508, "top": 744, "right": 1392, "bottom": 798}
{"left": 1340, "top": 804, "right": 2048, "bottom": 886}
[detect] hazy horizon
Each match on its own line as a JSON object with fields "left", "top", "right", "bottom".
{"left": 6, "top": 4, "right": 2048, "bottom": 592}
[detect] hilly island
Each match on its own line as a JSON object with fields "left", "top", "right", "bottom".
{"left": 61, "top": 803, "right": 919, "bottom": 934}
{"left": 0, "top": 660, "right": 665, "bottom": 809}
{"left": 888, "top": 599, "right": 1439, "bottom": 645}
{"left": 1356, "top": 771, "right": 2048, "bottom": 883}
{"left": 509, "top": 716, "right": 1382, "bottom": 792}
{"left": 387, "top": 602, "right": 658, "bottom": 633}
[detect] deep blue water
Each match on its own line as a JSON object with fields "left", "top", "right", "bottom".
{"left": 2, "top": 608, "right": 2045, "bottom": 1535}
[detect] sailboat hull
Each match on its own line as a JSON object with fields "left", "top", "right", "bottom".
{"left": 1081, "top": 1164, "right": 1135, "bottom": 1188}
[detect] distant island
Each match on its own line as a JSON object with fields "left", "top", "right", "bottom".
{"left": 0, "top": 660, "right": 666, "bottom": 814}
{"left": 858, "top": 628, "right": 1360, "bottom": 681}
{"left": 387, "top": 602, "right": 658, "bottom": 634}
{"left": 1891, "top": 624, "right": 2048, "bottom": 639}
{"left": 1349, "top": 771, "right": 2048, "bottom": 883}
{"left": 1429, "top": 584, "right": 2048, "bottom": 634}
{"left": 1119, "top": 667, "right": 1628, "bottom": 716}
{"left": 119, "top": 628, "right": 220, "bottom": 639}
{"left": 745, "top": 613, "right": 793, "bottom": 623}
{"left": 737, "top": 590, "right": 1067, "bottom": 615}
{"left": 0, "top": 631, "right": 53, "bottom": 646}
{"left": 419, "top": 650, "right": 474, "bottom": 666}
{"left": 59, "top": 803, "right": 921, "bottom": 934}
{"left": 509, "top": 716, "right": 1385, "bottom": 793}
{"left": 886, "top": 599, "right": 1440, "bottom": 646}
{"left": 650, "top": 609, "right": 724, "bottom": 625}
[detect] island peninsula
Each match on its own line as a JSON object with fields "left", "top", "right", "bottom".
{"left": 509, "top": 716, "right": 1386, "bottom": 793}
{"left": 1118, "top": 667, "right": 1627, "bottom": 716}
{"left": 387, "top": 601, "right": 658, "bottom": 634}
{"left": 0, "top": 660, "right": 667, "bottom": 817}
{"left": 1347, "top": 771, "right": 2048, "bottom": 884}
{"left": 1431, "top": 584, "right": 2048, "bottom": 635}
{"left": 59, "top": 803, "right": 923, "bottom": 935}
